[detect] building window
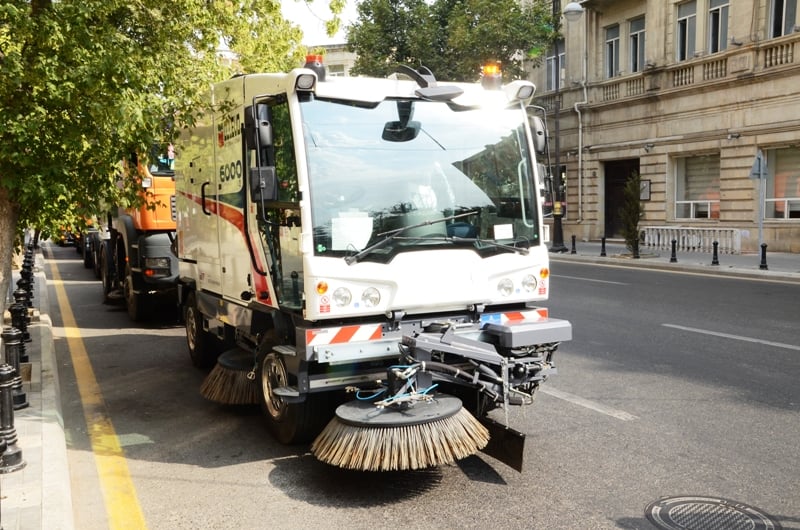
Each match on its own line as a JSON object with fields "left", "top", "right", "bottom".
{"left": 675, "top": 155, "right": 720, "bottom": 219}
{"left": 677, "top": 1, "right": 697, "bottom": 61}
{"left": 630, "top": 17, "right": 646, "bottom": 72}
{"left": 771, "top": 0, "right": 798, "bottom": 37}
{"left": 709, "top": 0, "right": 729, "bottom": 53}
{"left": 546, "top": 39, "right": 565, "bottom": 91}
{"left": 605, "top": 25, "right": 620, "bottom": 78}
{"left": 328, "top": 64, "right": 346, "bottom": 77}
{"left": 766, "top": 147, "right": 800, "bottom": 219}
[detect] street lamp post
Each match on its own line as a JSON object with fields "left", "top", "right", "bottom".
{"left": 550, "top": 0, "right": 568, "bottom": 253}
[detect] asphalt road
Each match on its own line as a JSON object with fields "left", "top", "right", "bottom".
{"left": 48, "top": 245, "right": 800, "bottom": 530}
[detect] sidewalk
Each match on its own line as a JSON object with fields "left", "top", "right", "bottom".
{"left": 1, "top": 249, "right": 74, "bottom": 530}
{"left": 549, "top": 239, "right": 800, "bottom": 282}
{"left": 0, "top": 240, "right": 797, "bottom": 530}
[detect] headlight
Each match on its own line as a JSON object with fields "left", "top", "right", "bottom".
{"left": 333, "top": 287, "right": 352, "bottom": 307}
{"left": 522, "top": 274, "right": 538, "bottom": 292}
{"left": 497, "top": 278, "right": 514, "bottom": 297}
{"left": 361, "top": 287, "right": 380, "bottom": 308}
{"left": 144, "top": 257, "right": 170, "bottom": 269}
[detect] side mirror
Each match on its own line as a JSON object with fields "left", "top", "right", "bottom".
{"left": 530, "top": 116, "right": 547, "bottom": 155}
{"left": 250, "top": 166, "right": 278, "bottom": 201}
{"left": 258, "top": 120, "right": 273, "bottom": 146}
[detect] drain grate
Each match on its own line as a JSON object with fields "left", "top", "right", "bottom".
{"left": 645, "top": 496, "right": 782, "bottom": 530}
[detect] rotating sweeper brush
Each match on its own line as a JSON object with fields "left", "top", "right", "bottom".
{"left": 311, "top": 323, "right": 566, "bottom": 472}
{"left": 311, "top": 363, "right": 489, "bottom": 472}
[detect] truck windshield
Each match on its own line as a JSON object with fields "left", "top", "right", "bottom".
{"left": 300, "top": 96, "right": 540, "bottom": 262}
{"left": 147, "top": 143, "right": 175, "bottom": 175}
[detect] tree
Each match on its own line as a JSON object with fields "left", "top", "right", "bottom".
{"left": 347, "top": 0, "right": 434, "bottom": 78}
{"left": 619, "top": 170, "right": 643, "bottom": 257}
{"left": 0, "top": 0, "right": 342, "bottom": 317}
{"left": 347, "top": 0, "right": 554, "bottom": 81}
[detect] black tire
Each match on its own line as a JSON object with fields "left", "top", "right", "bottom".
{"left": 83, "top": 242, "right": 94, "bottom": 269}
{"left": 92, "top": 245, "right": 102, "bottom": 278}
{"left": 100, "top": 244, "right": 114, "bottom": 303}
{"left": 124, "top": 265, "right": 149, "bottom": 321}
{"left": 256, "top": 340, "right": 335, "bottom": 444}
{"left": 185, "top": 291, "right": 220, "bottom": 369}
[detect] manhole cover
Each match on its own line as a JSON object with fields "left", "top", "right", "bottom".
{"left": 645, "top": 496, "right": 782, "bottom": 530}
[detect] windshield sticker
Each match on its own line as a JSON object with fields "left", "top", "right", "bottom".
{"left": 494, "top": 224, "right": 513, "bottom": 239}
{"left": 332, "top": 212, "right": 372, "bottom": 250}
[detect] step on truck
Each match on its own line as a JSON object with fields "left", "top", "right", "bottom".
{"left": 175, "top": 59, "right": 572, "bottom": 471}
{"left": 97, "top": 147, "right": 179, "bottom": 321}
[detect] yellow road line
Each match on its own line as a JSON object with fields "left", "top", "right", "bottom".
{"left": 46, "top": 248, "right": 148, "bottom": 530}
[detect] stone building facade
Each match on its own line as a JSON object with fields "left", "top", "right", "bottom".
{"left": 529, "top": 0, "right": 800, "bottom": 253}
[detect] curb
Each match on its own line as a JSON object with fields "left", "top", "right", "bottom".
{"left": 550, "top": 252, "right": 800, "bottom": 283}
{"left": 36, "top": 254, "right": 75, "bottom": 530}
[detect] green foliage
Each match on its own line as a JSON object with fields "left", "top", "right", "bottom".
{"left": 619, "top": 170, "right": 643, "bottom": 254}
{"left": 0, "top": 0, "right": 314, "bottom": 238}
{"left": 0, "top": 0, "right": 344, "bottom": 315}
{"left": 347, "top": 0, "right": 555, "bottom": 81}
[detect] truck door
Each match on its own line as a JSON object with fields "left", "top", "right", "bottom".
{"left": 247, "top": 95, "right": 303, "bottom": 311}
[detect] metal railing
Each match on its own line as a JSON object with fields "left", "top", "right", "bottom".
{"left": 643, "top": 226, "right": 741, "bottom": 254}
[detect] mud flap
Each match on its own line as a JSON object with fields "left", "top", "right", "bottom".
{"left": 479, "top": 417, "right": 526, "bottom": 472}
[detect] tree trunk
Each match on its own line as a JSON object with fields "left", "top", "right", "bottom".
{"left": 0, "top": 186, "right": 21, "bottom": 319}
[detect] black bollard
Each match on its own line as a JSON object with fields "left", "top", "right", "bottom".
{"left": 670, "top": 239, "right": 678, "bottom": 263}
{"left": 10, "top": 292, "right": 31, "bottom": 343}
{"left": 570, "top": 235, "right": 577, "bottom": 254}
{"left": 8, "top": 304, "right": 28, "bottom": 362}
{"left": 291, "top": 271, "right": 300, "bottom": 303}
{"left": 0, "top": 428, "right": 6, "bottom": 516}
{"left": 1, "top": 328, "right": 28, "bottom": 410}
{"left": 632, "top": 239, "right": 640, "bottom": 259}
{"left": 712, "top": 241, "right": 719, "bottom": 266}
{"left": 600, "top": 237, "right": 607, "bottom": 257}
{"left": 0, "top": 363, "right": 26, "bottom": 473}
{"left": 759, "top": 243, "right": 768, "bottom": 270}
{"left": 14, "top": 281, "right": 32, "bottom": 310}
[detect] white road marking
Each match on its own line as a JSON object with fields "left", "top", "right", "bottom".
{"left": 541, "top": 387, "right": 639, "bottom": 421}
{"left": 663, "top": 324, "right": 800, "bottom": 351}
{"left": 552, "top": 274, "right": 628, "bottom": 285}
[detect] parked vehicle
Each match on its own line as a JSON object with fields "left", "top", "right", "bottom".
{"left": 93, "top": 147, "right": 178, "bottom": 321}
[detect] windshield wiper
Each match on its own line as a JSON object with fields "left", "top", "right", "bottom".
{"left": 449, "top": 236, "right": 529, "bottom": 255}
{"left": 394, "top": 236, "right": 530, "bottom": 256}
{"left": 388, "top": 235, "right": 529, "bottom": 255}
{"left": 345, "top": 210, "right": 476, "bottom": 265}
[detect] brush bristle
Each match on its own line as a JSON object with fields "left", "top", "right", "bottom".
{"left": 311, "top": 407, "right": 490, "bottom": 471}
{"left": 200, "top": 362, "right": 259, "bottom": 405}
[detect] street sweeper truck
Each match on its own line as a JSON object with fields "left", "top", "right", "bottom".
{"left": 174, "top": 58, "right": 572, "bottom": 472}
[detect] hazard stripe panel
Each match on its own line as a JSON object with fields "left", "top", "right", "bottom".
{"left": 480, "top": 308, "right": 548, "bottom": 326}
{"left": 306, "top": 324, "right": 383, "bottom": 346}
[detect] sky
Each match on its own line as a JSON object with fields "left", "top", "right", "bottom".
{"left": 281, "top": 1, "right": 360, "bottom": 46}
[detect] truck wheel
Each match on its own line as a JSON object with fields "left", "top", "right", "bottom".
{"left": 256, "top": 345, "right": 325, "bottom": 445}
{"left": 185, "top": 292, "right": 219, "bottom": 369}
{"left": 92, "top": 244, "right": 102, "bottom": 279}
{"left": 124, "top": 265, "right": 149, "bottom": 321}
{"left": 83, "top": 241, "right": 94, "bottom": 269}
{"left": 100, "top": 245, "right": 114, "bottom": 303}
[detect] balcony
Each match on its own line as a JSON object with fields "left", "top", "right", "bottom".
{"left": 551, "top": 32, "right": 800, "bottom": 109}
